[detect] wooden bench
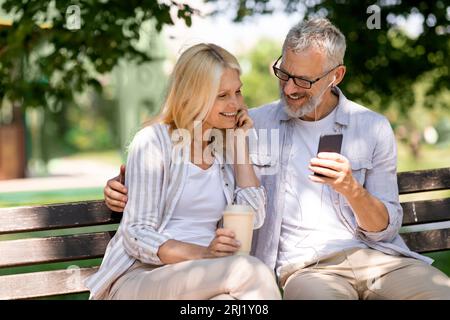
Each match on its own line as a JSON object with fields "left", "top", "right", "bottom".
{"left": 0, "top": 167, "right": 449, "bottom": 300}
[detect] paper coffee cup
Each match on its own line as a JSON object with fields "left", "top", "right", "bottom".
{"left": 223, "top": 205, "right": 254, "bottom": 255}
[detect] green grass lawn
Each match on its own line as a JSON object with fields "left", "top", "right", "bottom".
{"left": 0, "top": 187, "right": 104, "bottom": 208}
{"left": 57, "top": 150, "right": 123, "bottom": 166}
{"left": 397, "top": 142, "right": 450, "bottom": 172}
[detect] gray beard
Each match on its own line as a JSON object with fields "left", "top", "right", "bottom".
{"left": 281, "top": 92, "right": 320, "bottom": 119}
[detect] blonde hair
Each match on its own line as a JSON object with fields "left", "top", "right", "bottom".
{"left": 155, "top": 43, "right": 241, "bottom": 138}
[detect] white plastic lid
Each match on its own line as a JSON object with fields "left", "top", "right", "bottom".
{"left": 224, "top": 204, "right": 254, "bottom": 213}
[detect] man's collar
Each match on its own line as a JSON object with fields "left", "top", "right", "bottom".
{"left": 276, "top": 86, "right": 350, "bottom": 126}
{"left": 333, "top": 86, "right": 350, "bottom": 126}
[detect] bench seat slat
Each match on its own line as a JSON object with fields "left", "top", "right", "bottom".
{"left": 0, "top": 201, "right": 120, "bottom": 234}
{"left": 398, "top": 167, "right": 450, "bottom": 194}
{"left": 401, "top": 198, "right": 450, "bottom": 225}
{"left": 0, "top": 232, "right": 114, "bottom": 268}
{"left": 0, "top": 267, "right": 97, "bottom": 300}
{"left": 400, "top": 229, "right": 450, "bottom": 253}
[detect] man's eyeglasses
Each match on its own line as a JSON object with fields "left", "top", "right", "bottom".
{"left": 272, "top": 55, "right": 342, "bottom": 89}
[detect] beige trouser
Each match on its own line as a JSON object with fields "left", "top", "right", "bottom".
{"left": 108, "top": 255, "right": 281, "bottom": 300}
{"left": 281, "top": 248, "right": 450, "bottom": 300}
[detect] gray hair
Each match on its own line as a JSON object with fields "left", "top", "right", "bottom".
{"left": 283, "top": 18, "right": 346, "bottom": 70}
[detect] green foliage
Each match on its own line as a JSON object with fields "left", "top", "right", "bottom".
{"left": 240, "top": 39, "right": 280, "bottom": 108}
{"left": 207, "top": 0, "right": 450, "bottom": 114}
{"left": 0, "top": 0, "right": 196, "bottom": 111}
{"left": 63, "top": 94, "right": 118, "bottom": 152}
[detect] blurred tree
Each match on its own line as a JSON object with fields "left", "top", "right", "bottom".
{"left": 207, "top": 0, "right": 449, "bottom": 114}
{"left": 240, "top": 39, "right": 280, "bottom": 108}
{"left": 0, "top": 0, "right": 196, "bottom": 178}
{"left": 0, "top": 0, "right": 196, "bottom": 112}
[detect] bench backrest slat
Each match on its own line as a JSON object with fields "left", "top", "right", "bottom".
{"left": 401, "top": 198, "right": 450, "bottom": 226}
{"left": 0, "top": 201, "right": 118, "bottom": 235}
{"left": 401, "top": 229, "right": 450, "bottom": 253}
{"left": 397, "top": 167, "right": 450, "bottom": 194}
{"left": 0, "top": 232, "right": 114, "bottom": 268}
{"left": 0, "top": 267, "right": 98, "bottom": 300}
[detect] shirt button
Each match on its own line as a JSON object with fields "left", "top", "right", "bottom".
{"left": 225, "top": 183, "right": 229, "bottom": 187}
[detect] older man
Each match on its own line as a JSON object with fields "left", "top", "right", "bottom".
{"left": 104, "top": 18, "right": 450, "bottom": 299}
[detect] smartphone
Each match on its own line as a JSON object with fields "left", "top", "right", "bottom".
{"left": 314, "top": 134, "right": 343, "bottom": 177}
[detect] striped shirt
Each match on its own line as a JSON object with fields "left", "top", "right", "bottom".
{"left": 85, "top": 123, "right": 266, "bottom": 299}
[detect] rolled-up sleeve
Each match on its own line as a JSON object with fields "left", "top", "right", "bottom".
{"left": 121, "top": 126, "right": 170, "bottom": 265}
{"left": 356, "top": 117, "right": 403, "bottom": 243}
{"left": 234, "top": 186, "right": 267, "bottom": 229}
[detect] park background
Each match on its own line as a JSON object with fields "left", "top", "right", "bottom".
{"left": 0, "top": 0, "right": 449, "bottom": 299}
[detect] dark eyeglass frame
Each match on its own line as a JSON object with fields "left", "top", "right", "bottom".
{"left": 272, "top": 55, "right": 343, "bottom": 89}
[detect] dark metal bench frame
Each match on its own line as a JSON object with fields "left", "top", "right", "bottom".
{"left": 0, "top": 167, "right": 449, "bottom": 299}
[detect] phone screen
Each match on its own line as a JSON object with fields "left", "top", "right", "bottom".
{"left": 317, "top": 134, "right": 343, "bottom": 154}
{"left": 314, "top": 134, "right": 343, "bottom": 177}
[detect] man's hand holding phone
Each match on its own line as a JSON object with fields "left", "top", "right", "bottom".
{"left": 309, "top": 134, "right": 359, "bottom": 198}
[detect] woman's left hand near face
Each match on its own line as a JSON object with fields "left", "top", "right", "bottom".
{"left": 235, "top": 106, "right": 253, "bottom": 133}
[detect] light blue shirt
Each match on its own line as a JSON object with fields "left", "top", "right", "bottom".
{"left": 248, "top": 87, "right": 433, "bottom": 273}
{"left": 276, "top": 105, "right": 368, "bottom": 276}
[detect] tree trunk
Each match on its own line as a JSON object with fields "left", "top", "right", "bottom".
{"left": 409, "top": 129, "right": 422, "bottom": 160}
{"left": 0, "top": 105, "right": 26, "bottom": 180}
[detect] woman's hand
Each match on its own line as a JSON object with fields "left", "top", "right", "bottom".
{"left": 235, "top": 106, "right": 253, "bottom": 133}
{"left": 205, "top": 228, "right": 241, "bottom": 258}
{"left": 233, "top": 106, "right": 253, "bottom": 165}
{"left": 156, "top": 229, "right": 240, "bottom": 264}
{"left": 232, "top": 106, "right": 261, "bottom": 187}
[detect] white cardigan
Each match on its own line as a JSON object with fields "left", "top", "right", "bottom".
{"left": 85, "top": 123, "right": 267, "bottom": 299}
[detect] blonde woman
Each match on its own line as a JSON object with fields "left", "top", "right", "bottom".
{"left": 84, "top": 43, "right": 281, "bottom": 300}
